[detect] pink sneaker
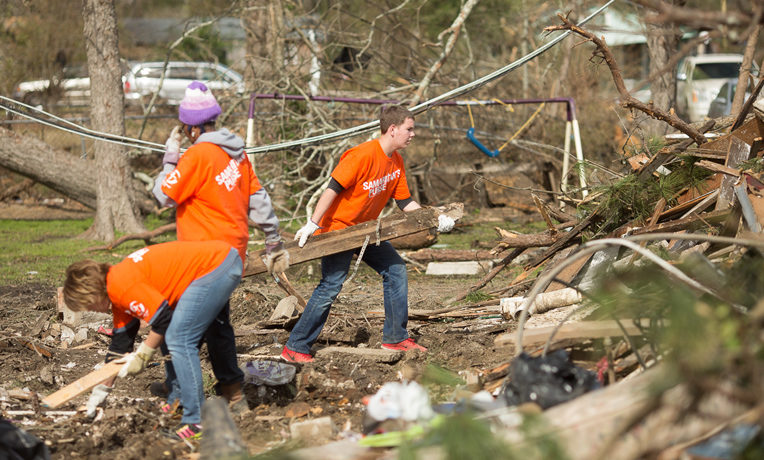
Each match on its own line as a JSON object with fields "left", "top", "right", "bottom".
{"left": 281, "top": 346, "right": 314, "bottom": 363}
{"left": 381, "top": 338, "right": 427, "bottom": 352}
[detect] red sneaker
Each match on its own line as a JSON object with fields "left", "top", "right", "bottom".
{"left": 381, "top": 338, "right": 427, "bottom": 352}
{"left": 281, "top": 346, "right": 314, "bottom": 363}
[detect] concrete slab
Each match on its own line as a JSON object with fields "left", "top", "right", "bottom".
{"left": 315, "top": 346, "right": 404, "bottom": 363}
{"left": 425, "top": 260, "right": 493, "bottom": 275}
{"left": 269, "top": 295, "right": 299, "bottom": 321}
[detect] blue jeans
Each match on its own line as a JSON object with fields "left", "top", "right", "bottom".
{"left": 286, "top": 241, "right": 409, "bottom": 354}
{"left": 160, "top": 299, "right": 243, "bottom": 407}
{"left": 165, "top": 249, "right": 242, "bottom": 425}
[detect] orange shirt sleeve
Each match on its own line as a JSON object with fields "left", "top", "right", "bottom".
{"left": 160, "top": 150, "right": 203, "bottom": 205}
{"left": 331, "top": 148, "right": 364, "bottom": 189}
{"left": 109, "top": 278, "right": 166, "bottom": 330}
{"left": 246, "top": 157, "right": 262, "bottom": 195}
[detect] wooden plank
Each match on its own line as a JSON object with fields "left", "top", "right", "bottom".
{"left": 630, "top": 209, "right": 729, "bottom": 235}
{"left": 716, "top": 136, "right": 751, "bottom": 210}
{"left": 243, "top": 203, "right": 464, "bottom": 277}
{"left": 696, "top": 160, "right": 741, "bottom": 177}
{"left": 494, "top": 320, "right": 648, "bottom": 348}
{"left": 41, "top": 361, "right": 122, "bottom": 409}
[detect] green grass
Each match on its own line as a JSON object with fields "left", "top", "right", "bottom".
{"left": 437, "top": 217, "right": 547, "bottom": 250}
{"left": 0, "top": 211, "right": 543, "bottom": 287}
{"left": 0, "top": 216, "right": 174, "bottom": 285}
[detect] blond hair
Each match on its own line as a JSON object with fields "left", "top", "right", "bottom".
{"left": 63, "top": 260, "right": 109, "bottom": 312}
{"left": 380, "top": 105, "right": 413, "bottom": 134}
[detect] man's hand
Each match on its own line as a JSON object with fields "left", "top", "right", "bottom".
{"left": 437, "top": 214, "right": 455, "bottom": 233}
{"left": 85, "top": 384, "right": 112, "bottom": 419}
{"left": 294, "top": 220, "right": 320, "bottom": 248}
{"left": 117, "top": 342, "right": 157, "bottom": 378}
{"left": 264, "top": 240, "right": 290, "bottom": 274}
{"left": 162, "top": 126, "right": 184, "bottom": 166}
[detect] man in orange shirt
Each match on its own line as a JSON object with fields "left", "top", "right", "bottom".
{"left": 282, "top": 105, "right": 455, "bottom": 363}
{"left": 152, "top": 81, "right": 288, "bottom": 409}
{"left": 64, "top": 240, "right": 242, "bottom": 440}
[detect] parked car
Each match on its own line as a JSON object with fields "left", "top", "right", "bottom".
{"left": 13, "top": 61, "right": 244, "bottom": 108}
{"left": 13, "top": 66, "right": 91, "bottom": 107}
{"left": 707, "top": 78, "right": 764, "bottom": 119}
{"left": 123, "top": 61, "right": 244, "bottom": 104}
{"left": 676, "top": 54, "right": 759, "bottom": 123}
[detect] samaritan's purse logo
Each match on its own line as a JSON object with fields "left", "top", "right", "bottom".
{"left": 215, "top": 159, "right": 242, "bottom": 191}
{"left": 127, "top": 300, "right": 148, "bottom": 319}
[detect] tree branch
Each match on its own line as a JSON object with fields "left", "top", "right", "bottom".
{"left": 544, "top": 13, "right": 706, "bottom": 146}
{"left": 411, "top": 0, "right": 480, "bottom": 105}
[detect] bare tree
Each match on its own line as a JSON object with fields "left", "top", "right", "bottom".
{"left": 730, "top": 25, "right": 761, "bottom": 116}
{"left": 642, "top": 0, "right": 684, "bottom": 136}
{"left": 81, "top": 0, "right": 144, "bottom": 240}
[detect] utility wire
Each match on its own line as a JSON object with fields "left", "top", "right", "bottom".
{"left": 0, "top": 95, "right": 165, "bottom": 152}
{"left": 244, "top": 0, "right": 615, "bottom": 154}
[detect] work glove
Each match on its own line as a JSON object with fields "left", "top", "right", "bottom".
{"left": 162, "top": 126, "right": 183, "bottom": 166}
{"left": 117, "top": 342, "right": 157, "bottom": 378}
{"left": 294, "top": 220, "right": 320, "bottom": 248}
{"left": 85, "top": 383, "right": 112, "bottom": 419}
{"left": 264, "top": 239, "right": 290, "bottom": 274}
{"left": 437, "top": 214, "right": 455, "bottom": 233}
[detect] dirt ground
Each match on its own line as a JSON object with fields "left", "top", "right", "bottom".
{"left": 0, "top": 213, "right": 561, "bottom": 459}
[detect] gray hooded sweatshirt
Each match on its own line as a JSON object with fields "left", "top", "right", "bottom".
{"left": 152, "top": 128, "right": 281, "bottom": 243}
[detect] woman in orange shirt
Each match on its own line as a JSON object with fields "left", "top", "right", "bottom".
{"left": 63, "top": 240, "right": 242, "bottom": 441}
{"left": 151, "top": 81, "right": 288, "bottom": 410}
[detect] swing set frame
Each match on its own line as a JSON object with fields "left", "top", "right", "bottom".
{"left": 246, "top": 93, "right": 587, "bottom": 199}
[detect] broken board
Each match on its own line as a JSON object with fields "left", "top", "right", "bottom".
{"left": 494, "top": 319, "right": 649, "bottom": 348}
{"left": 243, "top": 202, "right": 464, "bottom": 277}
{"left": 41, "top": 361, "right": 122, "bottom": 409}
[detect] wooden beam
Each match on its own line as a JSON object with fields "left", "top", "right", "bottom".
{"left": 405, "top": 248, "right": 496, "bottom": 263}
{"left": 630, "top": 209, "right": 729, "bottom": 235}
{"left": 41, "top": 361, "right": 122, "bottom": 409}
{"left": 494, "top": 319, "right": 649, "bottom": 348}
{"left": 243, "top": 203, "right": 464, "bottom": 277}
{"left": 696, "top": 160, "right": 741, "bottom": 177}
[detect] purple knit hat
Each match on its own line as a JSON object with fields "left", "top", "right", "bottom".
{"left": 178, "top": 81, "right": 222, "bottom": 125}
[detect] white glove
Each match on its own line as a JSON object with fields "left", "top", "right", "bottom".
{"left": 117, "top": 342, "right": 157, "bottom": 378}
{"left": 294, "top": 220, "right": 320, "bottom": 248}
{"left": 264, "top": 240, "right": 290, "bottom": 274}
{"left": 86, "top": 384, "right": 112, "bottom": 418}
{"left": 437, "top": 214, "right": 455, "bottom": 233}
{"left": 162, "top": 126, "right": 183, "bottom": 165}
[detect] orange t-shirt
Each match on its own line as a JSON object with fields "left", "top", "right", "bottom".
{"left": 106, "top": 240, "right": 233, "bottom": 332}
{"left": 317, "top": 139, "right": 411, "bottom": 234}
{"left": 160, "top": 142, "right": 260, "bottom": 261}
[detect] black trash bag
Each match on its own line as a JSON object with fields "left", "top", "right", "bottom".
{"left": 500, "top": 349, "right": 599, "bottom": 409}
{"left": 0, "top": 418, "right": 50, "bottom": 460}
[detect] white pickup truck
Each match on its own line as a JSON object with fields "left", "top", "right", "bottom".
{"left": 676, "top": 54, "right": 758, "bottom": 123}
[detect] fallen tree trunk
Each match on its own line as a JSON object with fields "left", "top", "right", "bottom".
{"left": 0, "top": 127, "right": 155, "bottom": 213}
{"left": 405, "top": 248, "right": 496, "bottom": 262}
{"left": 494, "top": 229, "right": 562, "bottom": 249}
{"left": 243, "top": 203, "right": 464, "bottom": 277}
